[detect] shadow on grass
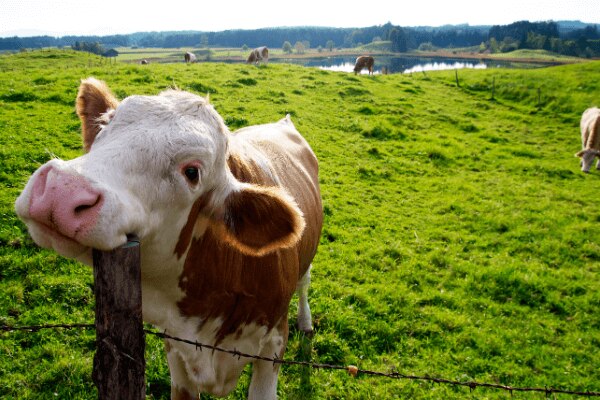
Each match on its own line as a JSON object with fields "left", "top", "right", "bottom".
{"left": 287, "top": 331, "right": 316, "bottom": 400}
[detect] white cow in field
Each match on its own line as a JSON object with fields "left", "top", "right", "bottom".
{"left": 576, "top": 107, "right": 600, "bottom": 173}
{"left": 15, "top": 78, "right": 323, "bottom": 399}
{"left": 184, "top": 51, "right": 197, "bottom": 63}
{"left": 246, "top": 46, "right": 269, "bottom": 65}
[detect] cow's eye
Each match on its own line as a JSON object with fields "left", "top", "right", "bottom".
{"left": 184, "top": 167, "right": 199, "bottom": 183}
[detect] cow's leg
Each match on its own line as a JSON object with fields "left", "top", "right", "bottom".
{"left": 296, "top": 265, "right": 313, "bottom": 333}
{"left": 596, "top": 158, "right": 600, "bottom": 170}
{"left": 165, "top": 341, "right": 198, "bottom": 400}
{"left": 248, "top": 320, "right": 288, "bottom": 400}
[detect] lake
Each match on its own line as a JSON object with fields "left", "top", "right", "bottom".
{"left": 272, "top": 55, "right": 543, "bottom": 74}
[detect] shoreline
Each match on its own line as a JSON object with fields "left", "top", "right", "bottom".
{"left": 212, "top": 49, "right": 590, "bottom": 66}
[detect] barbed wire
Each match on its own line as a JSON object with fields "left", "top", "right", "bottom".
{"left": 2, "top": 322, "right": 600, "bottom": 397}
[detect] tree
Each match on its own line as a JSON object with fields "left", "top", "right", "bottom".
{"left": 72, "top": 41, "right": 106, "bottom": 55}
{"left": 326, "top": 40, "right": 335, "bottom": 51}
{"left": 282, "top": 41, "right": 293, "bottom": 54}
{"left": 489, "top": 37, "right": 499, "bottom": 53}
{"left": 242, "top": 44, "right": 248, "bottom": 52}
{"left": 388, "top": 27, "right": 407, "bottom": 52}
{"left": 200, "top": 34, "right": 209, "bottom": 48}
{"left": 294, "top": 41, "right": 306, "bottom": 54}
{"left": 525, "top": 32, "right": 547, "bottom": 50}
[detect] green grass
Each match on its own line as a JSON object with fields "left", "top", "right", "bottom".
{"left": 1, "top": 49, "right": 599, "bottom": 399}
{"left": 489, "top": 49, "right": 584, "bottom": 62}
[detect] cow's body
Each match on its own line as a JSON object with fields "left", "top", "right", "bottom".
{"left": 247, "top": 46, "right": 269, "bottom": 65}
{"left": 576, "top": 107, "right": 600, "bottom": 172}
{"left": 353, "top": 56, "right": 374, "bottom": 75}
{"left": 184, "top": 52, "right": 197, "bottom": 63}
{"left": 15, "top": 78, "right": 322, "bottom": 399}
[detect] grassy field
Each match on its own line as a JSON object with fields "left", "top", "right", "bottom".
{"left": 0, "top": 49, "right": 599, "bottom": 399}
{"left": 111, "top": 45, "right": 587, "bottom": 66}
{"left": 114, "top": 46, "right": 371, "bottom": 64}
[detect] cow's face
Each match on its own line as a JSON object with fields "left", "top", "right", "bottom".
{"left": 576, "top": 148, "right": 600, "bottom": 173}
{"left": 15, "top": 78, "right": 304, "bottom": 265}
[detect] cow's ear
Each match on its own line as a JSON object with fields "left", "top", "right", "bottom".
{"left": 76, "top": 78, "right": 119, "bottom": 153}
{"left": 575, "top": 150, "right": 585, "bottom": 157}
{"left": 212, "top": 184, "right": 305, "bottom": 257}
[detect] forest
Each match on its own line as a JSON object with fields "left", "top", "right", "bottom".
{"left": 0, "top": 20, "right": 599, "bottom": 58}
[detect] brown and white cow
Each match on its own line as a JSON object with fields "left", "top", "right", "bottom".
{"left": 184, "top": 51, "right": 197, "bottom": 63}
{"left": 353, "top": 56, "right": 374, "bottom": 75}
{"left": 576, "top": 107, "right": 600, "bottom": 173}
{"left": 247, "top": 46, "right": 269, "bottom": 65}
{"left": 15, "top": 78, "right": 323, "bottom": 399}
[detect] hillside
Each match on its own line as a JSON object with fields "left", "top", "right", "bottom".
{"left": 1, "top": 50, "right": 599, "bottom": 399}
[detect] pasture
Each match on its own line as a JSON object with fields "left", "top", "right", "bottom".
{"left": 1, "top": 49, "right": 599, "bottom": 399}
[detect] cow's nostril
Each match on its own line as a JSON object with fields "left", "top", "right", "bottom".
{"left": 73, "top": 194, "right": 102, "bottom": 215}
{"left": 74, "top": 204, "right": 91, "bottom": 214}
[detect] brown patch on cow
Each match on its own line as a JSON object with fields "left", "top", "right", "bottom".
{"left": 76, "top": 78, "right": 119, "bottom": 152}
{"left": 174, "top": 192, "right": 213, "bottom": 259}
{"left": 212, "top": 185, "right": 305, "bottom": 257}
{"left": 178, "top": 223, "right": 299, "bottom": 344}
{"left": 227, "top": 153, "right": 275, "bottom": 185}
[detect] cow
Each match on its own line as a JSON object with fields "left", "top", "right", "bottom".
{"left": 353, "top": 56, "right": 374, "bottom": 75}
{"left": 184, "top": 51, "right": 197, "bottom": 63}
{"left": 247, "top": 46, "right": 269, "bottom": 65}
{"left": 141, "top": 59, "right": 149, "bottom": 65}
{"left": 14, "top": 78, "right": 323, "bottom": 399}
{"left": 576, "top": 107, "right": 600, "bottom": 173}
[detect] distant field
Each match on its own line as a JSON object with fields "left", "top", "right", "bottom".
{"left": 414, "top": 48, "right": 587, "bottom": 64}
{"left": 1, "top": 49, "right": 599, "bottom": 399}
{"left": 486, "top": 49, "right": 585, "bottom": 62}
{"left": 114, "top": 46, "right": 381, "bottom": 64}
{"left": 115, "top": 47, "right": 250, "bottom": 63}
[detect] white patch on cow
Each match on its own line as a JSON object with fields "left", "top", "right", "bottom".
{"left": 165, "top": 317, "right": 283, "bottom": 397}
{"left": 296, "top": 265, "right": 313, "bottom": 333}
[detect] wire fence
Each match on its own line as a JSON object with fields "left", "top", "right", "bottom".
{"left": 2, "top": 322, "right": 600, "bottom": 398}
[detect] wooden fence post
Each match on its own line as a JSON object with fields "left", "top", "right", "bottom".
{"left": 92, "top": 235, "right": 145, "bottom": 400}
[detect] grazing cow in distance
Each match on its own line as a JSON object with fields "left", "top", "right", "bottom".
{"left": 354, "top": 56, "right": 375, "bottom": 75}
{"left": 141, "top": 59, "right": 149, "bottom": 65}
{"left": 247, "top": 46, "right": 269, "bottom": 65}
{"left": 184, "top": 51, "right": 197, "bottom": 63}
{"left": 15, "top": 78, "right": 323, "bottom": 399}
{"left": 576, "top": 107, "right": 600, "bottom": 172}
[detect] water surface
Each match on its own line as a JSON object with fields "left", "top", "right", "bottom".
{"left": 274, "top": 55, "right": 542, "bottom": 74}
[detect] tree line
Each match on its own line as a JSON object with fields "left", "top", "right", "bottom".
{"left": 486, "top": 21, "right": 600, "bottom": 57}
{"left": 1, "top": 20, "right": 598, "bottom": 58}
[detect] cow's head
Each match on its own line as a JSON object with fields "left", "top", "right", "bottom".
{"left": 575, "top": 148, "right": 600, "bottom": 173}
{"left": 15, "top": 78, "right": 305, "bottom": 265}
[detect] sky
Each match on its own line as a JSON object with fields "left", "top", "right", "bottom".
{"left": 2, "top": 0, "right": 600, "bottom": 38}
